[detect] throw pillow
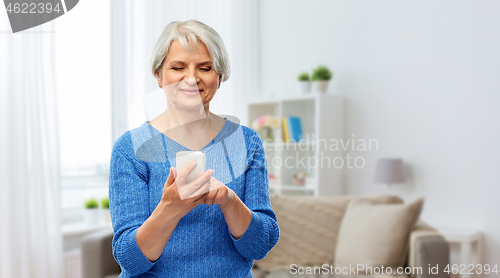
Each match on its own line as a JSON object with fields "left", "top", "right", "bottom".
{"left": 334, "top": 197, "right": 424, "bottom": 274}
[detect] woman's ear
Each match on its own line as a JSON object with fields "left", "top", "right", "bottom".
{"left": 157, "top": 71, "right": 162, "bottom": 88}
{"left": 218, "top": 74, "right": 222, "bottom": 89}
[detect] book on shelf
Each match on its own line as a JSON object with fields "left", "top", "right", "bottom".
{"left": 281, "top": 116, "right": 303, "bottom": 142}
{"left": 281, "top": 117, "right": 290, "bottom": 142}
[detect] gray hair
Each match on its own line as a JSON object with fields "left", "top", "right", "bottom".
{"left": 150, "top": 19, "right": 231, "bottom": 82}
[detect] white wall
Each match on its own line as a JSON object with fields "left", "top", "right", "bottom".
{"left": 260, "top": 0, "right": 500, "bottom": 275}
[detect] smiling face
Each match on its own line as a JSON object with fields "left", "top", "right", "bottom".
{"left": 157, "top": 39, "right": 222, "bottom": 112}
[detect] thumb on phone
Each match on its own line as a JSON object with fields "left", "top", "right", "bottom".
{"left": 165, "top": 167, "right": 176, "bottom": 187}
{"left": 172, "top": 167, "right": 178, "bottom": 180}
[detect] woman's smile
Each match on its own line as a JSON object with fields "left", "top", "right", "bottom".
{"left": 179, "top": 88, "right": 202, "bottom": 95}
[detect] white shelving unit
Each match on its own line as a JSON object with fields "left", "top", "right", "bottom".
{"left": 248, "top": 93, "right": 345, "bottom": 197}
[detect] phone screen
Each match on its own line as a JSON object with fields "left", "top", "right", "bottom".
{"left": 175, "top": 151, "right": 206, "bottom": 184}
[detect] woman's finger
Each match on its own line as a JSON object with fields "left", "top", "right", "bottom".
{"left": 165, "top": 167, "right": 175, "bottom": 187}
{"left": 178, "top": 169, "right": 214, "bottom": 200}
{"left": 176, "top": 161, "right": 198, "bottom": 184}
{"left": 212, "top": 188, "right": 226, "bottom": 205}
{"left": 193, "top": 192, "right": 209, "bottom": 205}
{"left": 188, "top": 178, "right": 211, "bottom": 200}
{"left": 205, "top": 184, "right": 219, "bottom": 206}
{"left": 172, "top": 167, "right": 177, "bottom": 180}
{"left": 209, "top": 176, "right": 224, "bottom": 190}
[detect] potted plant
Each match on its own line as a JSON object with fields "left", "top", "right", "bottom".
{"left": 251, "top": 115, "right": 279, "bottom": 143}
{"left": 101, "top": 197, "right": 111, "bottom": 223}
{"left": 84, "top": 198, "right": 100, "bottom": 226}
{"left": 297, "top": 71, "right": 311, "bottom": 94}
{"left": 311, "top": 65, "right": 333, "bottom": 93}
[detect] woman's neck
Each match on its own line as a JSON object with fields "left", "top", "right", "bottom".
{"left": 160, "top": 102, "right": 212, "bottom": 136}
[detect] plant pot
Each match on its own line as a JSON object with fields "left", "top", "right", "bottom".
{"left": 263, "top": 127, "right": 274, "bottom": 142}
{"left": 101, "top": 208, "right": 111, "bottom": 223}
{"left": 312, "top": 80, "right": 329, "bottom": 93}
{"left": 297, "top": 81, "right": 311, "bottom": 94}
{"left": 84, "top": 208, "right": 100, "bottom": 226}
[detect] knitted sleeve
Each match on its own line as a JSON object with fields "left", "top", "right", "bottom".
{"left": 228, "top": 129, "right": 280, "bottom": 260}
{"left": 108, "top": 133, "right": 157, "bottom": 276}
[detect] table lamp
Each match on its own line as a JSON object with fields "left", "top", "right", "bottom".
{"left": 374, "top": 158, "right": 405, "bottom": 187}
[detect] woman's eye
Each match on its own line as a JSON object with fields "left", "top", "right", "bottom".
{"left": 172, "top": 67, "right": 183, "bottom": 71}
{"left": 201, "top": 68, "right": 211, "bottom": 72}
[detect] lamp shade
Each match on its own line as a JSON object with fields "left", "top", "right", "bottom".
{"left": 374, "top": 158, "right": 405, "bottom": 184}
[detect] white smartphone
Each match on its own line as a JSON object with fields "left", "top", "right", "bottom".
{"left": 175, "top": 151, "right": 206, "bottom": 184}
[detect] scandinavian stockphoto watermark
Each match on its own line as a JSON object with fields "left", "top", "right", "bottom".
{"left": 3, "top": 0, "right": 79, "bottom": 33}
{"left": 290, "top": 264, "right": 422, "bottom": 276}
{"left": 290, "top": 263, "right": 499, "bottom": 276}
{"left": 261, "top": 133, "right": 379, "bottom": 171}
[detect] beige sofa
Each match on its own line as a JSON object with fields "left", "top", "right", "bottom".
{"left": 81, "top": 194, "right": 449, "bottom": 278}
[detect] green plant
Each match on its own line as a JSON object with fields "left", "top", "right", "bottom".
{"left": 311, "top": 65, "right": 333, "bottom": 81}
{"left": 101, "top": 197, "right": 109, "bottom": 209}
{"left": 297, "top": 71, "right": 310, "bottom": 81}
{"left": 84, "top": 198, "right": 99, "bottom": 209}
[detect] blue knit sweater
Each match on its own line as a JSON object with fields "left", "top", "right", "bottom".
{"left": 108, "top": 118, "right": 280, "bottom": 278}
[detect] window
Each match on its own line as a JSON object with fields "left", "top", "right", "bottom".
{"left": 55, "top": 0, "right": 111, "bottom": 224}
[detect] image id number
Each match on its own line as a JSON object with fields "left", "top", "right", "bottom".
{"left": 444, "top": 264, "right": 498, "bottom": 275}
{"left": 6, "top": 3, "right": 62, "bottom": 14}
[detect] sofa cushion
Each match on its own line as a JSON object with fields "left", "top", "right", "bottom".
{"left": 334, "top": 197, "right": 424, "bottom": 274}
{"left": 253, "top": 194, "right": 404, "bottom": 271}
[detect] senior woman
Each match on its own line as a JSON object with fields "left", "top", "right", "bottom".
{"left": 108, "top": 20, "right": 280, "bottom": 277}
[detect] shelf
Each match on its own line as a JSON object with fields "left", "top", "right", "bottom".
{"left": 248, "top": 92, "right": 342, "bottom": 104}
{"left": 248, "top": 94, "right": 344, "bottom": 197}
{"left": 63, "top": 222, "right": 112, "bottom": 237}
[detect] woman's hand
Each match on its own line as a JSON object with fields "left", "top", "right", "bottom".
{"left": 137, "top": 163, "right": 213, "bottom": 262}
{"left": 204, "top": 176, "right": 236, "bottom": 208}
{"left": 158, "top": 162, "right": 214, "bottom": 221}
{"left": 205, "top": 176, "right": 252, "bottom": 240}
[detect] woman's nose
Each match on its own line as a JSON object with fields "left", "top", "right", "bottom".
{"left": 184, "top": 76, "right": 198, "bottom": 86}
{"left": 184, "top": 69, "right": 199, "bottom": 86}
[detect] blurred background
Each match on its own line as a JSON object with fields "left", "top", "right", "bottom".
{"left": 1, "top": 0, "right": 499, "bottom": 278}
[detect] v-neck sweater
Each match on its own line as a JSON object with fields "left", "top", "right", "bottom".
{"left": 108, "top": 118, "right": 280, "bottom": 278}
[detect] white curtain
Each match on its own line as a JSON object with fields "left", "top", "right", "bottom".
{"left": 0, "top": 16, "right": 63, "bottom": 278}
{"left": 110, "top": 0, "right": 261, "bottom": 142}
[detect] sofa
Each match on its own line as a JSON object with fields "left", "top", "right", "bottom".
{"left": 81, "top": 194, "right": 449, "bottom": 278}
